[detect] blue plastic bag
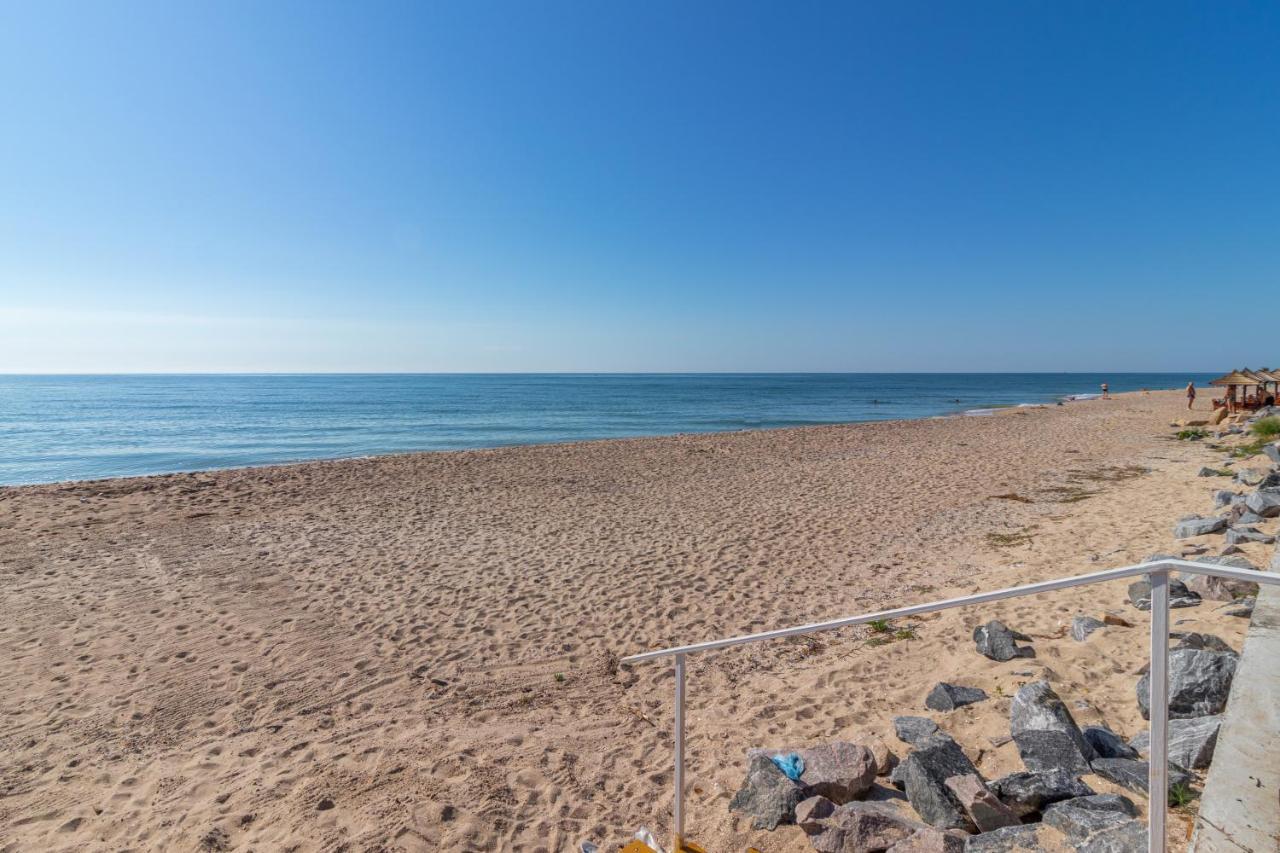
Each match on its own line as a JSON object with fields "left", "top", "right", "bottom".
{"left": 770, "top": 752, "right": 804, "bottom": 781}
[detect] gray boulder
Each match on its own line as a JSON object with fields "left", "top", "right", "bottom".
{"left": 1042, "top": 794, "right": 1137, "bottom": 842}
{"left": 1233, "top": 467, "right": 1269, "bottom": 486}
{"left": 1184, "top": 572, "right": 1259, "bottom": 601}
{"left": 1198, "top": 466, "right": 1224, "bottom": 477}
{"left": 988, "top": 769, "right": 1094, "bottom": 818}
{"left": 894, "top": 716, "right": 940, "bottom": 745}
{"left": 1081, "top": 726, "right": 1138, "bottom": 760}
{"left": 1171, "top": 632, "right": 1235, "bottom": 653}
{"left": 1010, "top": 681, "right": 1096, "bottom": 774}
{"left": 729, "top": 754, "right": 806, "bottom": 830}
{"left": 1071, "top": 616, "right": 1105, "bottom": 642}
{"left": 1237, "top": 510, "right": 1265, "bottom": 524}
{"left": 1184, "top": 556, "right": 1261, "bottom": 600}
{"left": 1244, "top": 488, "right": 1280, "bottom": 518}
{"left": 943, "top": 774, "right": 1020, "bottom": 833}
{"left": 795, "top": 796, "right": 964, "bottom": 853}
{"left": 1089, "top": 757, "right": 1192, "bottom": 795}
{"left": 1173, "top": 515, "right": 1228, "bottom": 538}
{"left": 1212, "top": 489, "right": 1238, "bottom": 508}
{"left": 1220, "top": 597, "right": 1255, "bottom": 618}
{"left": 898, "top": 733, "right": 982, "bottom": 831}
{"left": 1226, "top": 526, "right": 1276, "bottom": 545}
{"left": 1265, "top": 441, "right": 1280, "bottom": 464}
{"left": 746, "top": 742, "right": 878, "bottom": 804}
{"left": 963, "top": 824, "right": 1053, "bottom": 852}
{"left": 1127, "top": 577, "right": 1201, "bottom": 610}
{"left": 1077, "top": 821, "right": 1148, "bottom": 853}
{"left": 1128, "top": 716, "right": 1222, "bottom": 770}
{"left": 972, "top": 621, "right": 1034, "bottom": 661}
{"left": 1137, "top": 648, "right": 1237, "bottom": 719}
{"left": 926, "top": 683, "right": 989, "bottom": 712}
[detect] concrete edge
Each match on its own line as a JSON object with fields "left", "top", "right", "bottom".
{"left": 1189, "top": 546, "right": 1280, "bottom": 852}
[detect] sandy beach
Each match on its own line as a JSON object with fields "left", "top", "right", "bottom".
{"left": 0, "top": 390, "right": 1270, "bottom": 851}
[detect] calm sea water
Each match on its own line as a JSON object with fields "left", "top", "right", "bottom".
{"left": 0, "top": 374, "right": 1212, "bottom": 485}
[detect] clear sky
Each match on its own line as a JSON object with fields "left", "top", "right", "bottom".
{"left": 2, "top": 1, "right": 1278, "bottom": 373}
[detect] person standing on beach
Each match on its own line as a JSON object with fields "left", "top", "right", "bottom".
{"left": 1186, "top": 381, "right": 1196, "bottom": 409}
{"left": 1100, "top": 382, "right": 1109, "bottom": 399}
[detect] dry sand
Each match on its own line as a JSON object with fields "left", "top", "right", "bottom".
{"left": 0, "top": 390, "right": 1272, "bottom": 852}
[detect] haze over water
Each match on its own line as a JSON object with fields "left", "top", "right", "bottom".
{"left": 0, "top": 373, "right": 1213, "bottom": 485}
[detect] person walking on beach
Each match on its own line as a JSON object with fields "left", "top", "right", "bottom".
{"left": 1100, "top": 382, "right": 1109, "bottom": 399}
{"left": 1186, "top": 381, "right": 1196, "bottom": 409}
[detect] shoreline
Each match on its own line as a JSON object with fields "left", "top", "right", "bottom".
{"left": 0, "top": 388, "right": 1256, "bottom": 851}
{"left": 0, "top": 388, "right": 1152, "bottom": 491}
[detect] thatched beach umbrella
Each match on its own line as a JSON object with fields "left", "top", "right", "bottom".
{"left": 1210, "top": 369, "right": 1265, "bottom": 411}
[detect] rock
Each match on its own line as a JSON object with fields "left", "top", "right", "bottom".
{"left": 1042, "top": 794, "right": 1137, "bottom": 841}
{"left": 943, "top": 774, "right": 1020, "bottom": 832}
{"left": 889, "top": 760, "right": 908, "bottom": 791}
{"left": 1127, "top": 716, "right": 1222, "bottom": 770}
{"left": 850, "top": 732, "right": 899, "bottom": 777}
{"left": 988, "top": 769, "right": 1093, "bottom": 818}
{"left": 1265, "top": 441, "right": 1280, "bottom": 464}
{"left": 1219, "top": 544, "right": 1246, "bottom": 555}
{"left": 926, "top": 683, "right": 989, "bottom": 712}
{"left": 1088, "top": 757, "right": 1192, "bottom": 795}
{"left": 1173, "top": 515, "right": 1228, "bottom": 538}
{"left": 1071, "top": 616, "right": 1105, "bottom": 642}
{"left": 729, "top": 754, "right": 806, "bottom": 830}
{"left": 1127, "top": 577, "right": 1201, "bottom": 610}
{"left": 1136, "top": 648, "right": 1237, "bottom": 719}
{"left": 963, "top": 824, "right": 1060, "bottom": 852}
{"left": 886, "top": 830, "right": 967, "bottom": 853}
{"left": 1184, "top": 573, "right": 1259, "bottom": 602}
{"left": 1195, "top": 554, "right": 1258, "bottom": 570}
{"left": 1198, "top": 466, "right": 1224, "bottom": 477}
{"left": 1171, "top": 632, "right": 1235, "bottom": 653}
{"left": 1102, "top": 612, "right": 1133, "bottom": 628}
{"left": 1076, "top": 820, "right": 1147, "bottom": 853}
{"left": 1225, "top": 526, "right": 1276, "bottom": 545}
{"left": 972, "top": 621, "right": 1034, "bottom": 661}
{"left": 1234, "top": 468, "right": 1269, "bottom": 486}
{"left": 894, "top": 716, "right": 940, "bottom": 745}
{"left": 1184, "top": 556, "right": 1262, "bottom": 600}
{"left": 798, "top": 742, "right": 878, "bottom": 803}
{"left": 1081, "top": 726, "right": 1138, "bottom": 760}
{"left": 746, "top": 742, "right": 878, "bottom": 804}
{"left": 1220, "top": 597, "right": 1255, "bottom": 617}
{"left": 795, "top": 796, "right": 963, "bottom": 853}
{"left": 898, "top": 733, "right": 982, "bottom": 831}
{"left": 1237, "top": 510, "right": 1265, "bottom": 524}
{"left": 1010, "top": 681, "right": 1096, "bottom": 775}
{"left": 1244, "top": 488, "right": 1280, "bottom": 518}
{"left": 1212, "top": 489, "right": 1238, "bottom": 508}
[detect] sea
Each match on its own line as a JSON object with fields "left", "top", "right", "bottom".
{"left": 0, "top": 373, "right": 1214, "bottom": 486}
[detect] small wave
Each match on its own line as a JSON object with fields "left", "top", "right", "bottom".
{"left": 1061, "top": 393, "right": 1101, "bottom": 402}
{"left": 964, "top": 408, "right": 997, "bottom": 416}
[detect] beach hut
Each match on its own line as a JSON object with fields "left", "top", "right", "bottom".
{"left": 1253, "top": 367, "right": 1280, "bottom": 405}
{"left": 1209, "top": 369, "right": 1265, "bottom": 412}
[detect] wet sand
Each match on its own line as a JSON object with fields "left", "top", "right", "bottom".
{"left": 0, "top": 390, "right": 1266, "bottom": 851}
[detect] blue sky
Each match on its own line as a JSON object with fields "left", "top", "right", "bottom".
{"left": 2, "top": 1, "right": 1278, "bottom": 372}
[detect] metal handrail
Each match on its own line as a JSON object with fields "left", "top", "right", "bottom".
{"left": 620, "top": 558, "right": 1280, "bottom": 853}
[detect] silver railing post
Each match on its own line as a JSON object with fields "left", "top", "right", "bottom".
{"left": 672, "top": 652, "right": 686, "bottom": 852}
{"left": 1148, "top": 569, "right": 1170, "bottom": 853}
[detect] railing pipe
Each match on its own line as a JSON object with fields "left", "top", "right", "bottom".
{"left": 672, "top": 653, "right": 686, "bottom": 852}
{"left": 1148, "top": 571, "right": 1170, "bottom": 853}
